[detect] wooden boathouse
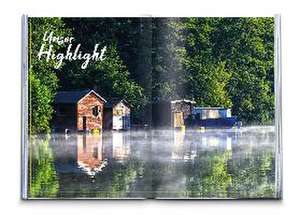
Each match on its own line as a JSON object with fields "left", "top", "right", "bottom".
{"left": 104, "top": 99, "right": 131, "bottom": 130}
{"left": 53, "top": 89, "right": 107, "bottom": 132}
{"left": 152, "top": 99, "right": 196, "bottom": 128}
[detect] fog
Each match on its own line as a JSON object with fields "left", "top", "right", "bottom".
{"left": 27, "top": 126, "right": 280, "bottom": 199}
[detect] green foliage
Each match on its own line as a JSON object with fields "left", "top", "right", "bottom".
{"left": 183, "top": 17, "right": 274, "bottom": 124}
{"left": 186, "top": 151, "right": 232, "bottom": 198}
{"left": 185, "top": 60, "right": 232, "bottom": 108}
{"left": 28, "top": 17, "right": 274, "bottom": 130}
{"left": 53, "top": 158, "right": 144, "bottom": 198}
{"left": 29, "top": 136, "right": 59, "bottom": 198}
{"left": 94, "top": 44, "right": 146, "bottom": 120}
{"left": 29, "top": 72, "right": 53, "bottom": 134}
{"left": 28, "top": 18, "right": 70, "bottom": 134}
{"left": 58, "top": 48, "right": 145, "bottom": 122}
{"left": 56, "top": 18, "right": 147, "bottom": 123}
{"left": 228, "top": 151, "right": 276, "bottom": 198}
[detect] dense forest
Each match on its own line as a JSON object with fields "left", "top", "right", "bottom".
{"left": 28, "top": 17, "right": 274, "bottom": 134}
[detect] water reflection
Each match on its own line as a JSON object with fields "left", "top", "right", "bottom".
{"left": 28, "top": 126, "right": 279, "bottom": 199}
{"left": 29, "top": 136, "right": 59, "bottom": 198}
{"left": 112, "top": 132, "right": 131, "bottom": 162}
{"left": 77, "top": 134, "right": 107, "bottom": 176}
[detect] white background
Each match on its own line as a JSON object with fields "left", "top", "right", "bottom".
{"left": 0, "top": 0, "right": 299, "bottom": 214}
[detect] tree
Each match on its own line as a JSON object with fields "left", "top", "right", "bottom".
{"left": 183, "top": 18, "right": 232, "bottom": 108}
{"left": 183, "top": 17, "right": 274, "bottom": 124}
{"left": 28, "top": 17, "right": 275, "bottom": 129}
{"left": 93, "top": 43, "right": 146, "bottom": 118}
{"left": 58, "top": 18, "right": 146, "bottom": 122}
{"left": 28, "top": 18, "right": 70, "bottom": 133}
{"left": 28, "top": 73, "right": 54, "bottom": 134}
{"left": 152, "top": 18, "right": 186, "bottom": 101}
{"left": 209, "top": 18, "right": 275, "bottom": 124}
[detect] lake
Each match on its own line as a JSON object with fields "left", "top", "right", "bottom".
{"left": 27, "top": 126, "right": 281, "bottom": 199}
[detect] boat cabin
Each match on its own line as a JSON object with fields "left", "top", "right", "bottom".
{"left": 191, "top": 107, "right": 237, "bottom": 128}
{"left": 192, "top": 107, "right": 231, "bottom": 119}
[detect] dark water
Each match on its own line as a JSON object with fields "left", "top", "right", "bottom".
{"left": 27, "top": 126, "right": 280, "bottom": 199}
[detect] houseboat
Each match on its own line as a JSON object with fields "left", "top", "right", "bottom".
{"left": 191, "top": 107, "right": 238, "bottom": 128}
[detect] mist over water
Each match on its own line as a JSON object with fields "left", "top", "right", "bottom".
{"left": 28, "top": 126, "right": 280, "bottom": 199}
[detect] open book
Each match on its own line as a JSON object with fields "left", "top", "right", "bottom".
{"left": 21, "top": 16, "right": 282, "bottom": 199}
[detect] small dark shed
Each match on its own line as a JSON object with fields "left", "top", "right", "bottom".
{"left": 53, "top": 90, "right": 107, "bottom": 132}
{"left": 104, "top": 99, "right": 131, "bottom": 130}
{"left": 171, "top": 99, "right": 196, "bottom": 128}
{"left": 152, "top": 99, "right": 195, "bottom": 128}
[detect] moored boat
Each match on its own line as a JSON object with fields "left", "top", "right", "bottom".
{"left": 189, "top": 107, "right": 238, "bottom": 128}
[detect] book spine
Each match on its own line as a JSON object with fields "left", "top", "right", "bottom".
{"left": 274, "top": 14, "right": 282, "bottom": 199}
{"left": 21, "top": 14, "right": 29, "bottom": 200}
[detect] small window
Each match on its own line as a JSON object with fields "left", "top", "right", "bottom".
{"left": 92, "top": 106, "right": 100, "bottom": 117}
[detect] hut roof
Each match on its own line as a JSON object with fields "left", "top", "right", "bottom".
{"left": 54, "top": 89, "right": 107, "bottom": 104}
{"left": 193, "top": 107, "right": 228, "bottom": 110}
{"left": 104, "top": 98, "right": 130, "bottom": 108}
{"left": 170, "top": 99, "right": 196, "bottom": 104}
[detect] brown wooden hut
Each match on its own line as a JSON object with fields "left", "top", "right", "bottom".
{"left": 53, "top": 90, "right": 107, "bottom": 132}
{"left": 171, "top": 99, "right": 196, "bottom": 128}
{"left": 152, "top": 99, "right": 195, "bottom": 128}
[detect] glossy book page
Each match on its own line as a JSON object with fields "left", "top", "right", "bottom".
{"left": 21, "top": 16, "right": 282, "bottom": 199}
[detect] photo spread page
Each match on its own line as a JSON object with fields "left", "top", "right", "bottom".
{"left": 21, "top": 17, "right": 282, "bottom": 199}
